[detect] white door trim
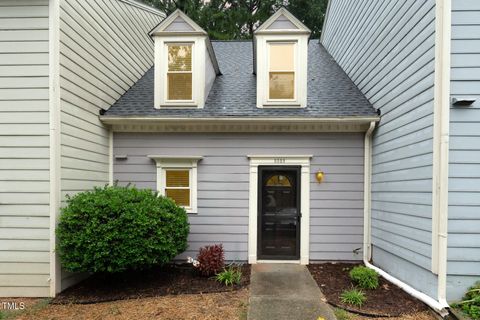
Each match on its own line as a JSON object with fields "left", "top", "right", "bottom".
{"left": 247, "top": 155, "right": 311, "bottom": 264}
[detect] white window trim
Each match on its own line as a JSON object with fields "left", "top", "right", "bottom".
{"left": 256, "top": 34, "right": 308, "bottom": 108}
{"left": 154, "top": 36, "right": 206, "bottom": 109}
{"left": 247, "top": 155, "right": 311, "bottom": 265}
{"left": 267, "top": 41, "right": 298, "bottom": 103}
{"left": 148, "top": 155, "right": 203, "bottom": 213}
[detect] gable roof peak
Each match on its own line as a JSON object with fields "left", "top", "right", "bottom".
{"left": 255, "top": 7, "right": 311, "bottom": 35}
{"left": 149, "top": 9, "right": 207, "bottom": 36}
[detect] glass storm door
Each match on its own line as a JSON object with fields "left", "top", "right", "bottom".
{"left": 258, "top": 166, "right": 300, "bottom": 260}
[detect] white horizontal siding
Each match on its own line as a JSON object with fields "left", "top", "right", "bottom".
{"left": 447, "top": 0, "right": 480, "bottom": 301}
{"left": 113, "top": 133, "right": 365, "bottom": 262}
{"left": 322, "top": 0, "right": 437, "bottom": 298}
{"left": 0, "top": 0, "right": 50, "bottom": 297}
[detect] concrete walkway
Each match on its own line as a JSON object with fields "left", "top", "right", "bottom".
{"left": 248, "top": 264, "right": 337, "bottom": 320}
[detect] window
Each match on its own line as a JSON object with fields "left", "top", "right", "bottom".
{"left": 167, "top": 44, "right": 193, "bottom": 101}
{"left": 268, "top": 43, "right": 295, "bottom": 100}
{"left": 165, "top": 169, "right": 190, "bottom": 207}
{"left": 149, "top": 156, "right": 202, "bottom": 213}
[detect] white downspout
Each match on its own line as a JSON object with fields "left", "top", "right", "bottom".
{"left": 432, "top": 0, "right": 451, "bottom": 311}
{"left": 362, "top": 121, "right": 449, "bottom": 316}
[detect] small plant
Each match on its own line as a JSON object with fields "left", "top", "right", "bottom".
{"left": 453, "top": 281, "right": 480, "bottom": 319}
{"left": 216, "top": 265, "right": 242, "bottom": 286}
{"left": 340, "top": 288, "right": 366, "bottom": 307}
{"left": 334, "top": 308, "right": 351, "bottom": 320}
{"left": 196, "top": 244, "right": 225, "bottom": 276}
{"left": 349, "top": 266, "right": 379, "bottom": 289}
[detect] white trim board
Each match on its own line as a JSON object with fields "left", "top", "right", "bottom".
{"left": 247, "top": 155, "right": 311, "bottom": 265}
{"left": 48, "top": 0, "right": 61, "bottom": 297}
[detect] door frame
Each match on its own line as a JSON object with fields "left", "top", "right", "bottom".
{"left": 257, "top": 166, "right": 301, "bottom": 260}
{"left": 247, "top": 155, "right": 311, "bottom": 264}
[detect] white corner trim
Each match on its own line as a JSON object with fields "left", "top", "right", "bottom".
{"left": 363, "top": 121, "right": 375, "bottom": 262}
{"left": 248, "top": 155, "right": 311, "bottom": 265}
{"left": 48, "top": 0, "right": 61, "bottom": 297}
{"left": 148, "top": 156, "right": 203, "bottom": 213}
{"left": 432, "top": 0, "right": 451, "bottom": 307}
{"left": 109, "top": 130, "right": 113, "bottom": 185}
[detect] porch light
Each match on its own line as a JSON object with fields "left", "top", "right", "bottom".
{"left": 315, "top": 171, "right": 324, "bottom": 183}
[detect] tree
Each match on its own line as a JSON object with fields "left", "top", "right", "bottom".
{"left": 286, "top": 0, "right": 328, "bottom": 39}
{"left": 142, "top": 0, "right": 328, "bottom": 40}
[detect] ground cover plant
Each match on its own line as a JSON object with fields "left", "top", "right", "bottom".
{"left": 340, "top": 288, "right": 366, "bottom": 307}
{"left": 57, "top": 185, "right": 189, "bottom": 273}
{"left": 216, "top": 265, "right": 243, "bottom": 286}
{"left": 453, "top": 281, "right": 480, "bottom": 319}
{"left": 349, "top": 266, "right": 379, "bottom": 290}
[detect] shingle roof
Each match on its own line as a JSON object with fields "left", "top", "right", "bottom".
{"left": 103, "top": 40, "right": 376, "bottom": 118}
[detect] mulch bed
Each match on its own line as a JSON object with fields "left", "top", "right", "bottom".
{"left": 52, "top": 264, "right": 250, "bottom": 305}
{"left": 308, "top": 263, "right": 430, "bottom": 317}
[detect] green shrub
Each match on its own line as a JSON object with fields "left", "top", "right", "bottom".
{"left": 453, "top": 281, "right": 480, "bottom": 319}
{"left": 216, "top": 265, "right": 242, "bottom": 286}
{"left": 349, "top": 266, "right": 379, "bottom": 289}
{"left": 57, "top": 185, "right": 189, "bottom": 273}
{"left": 340, "top": 288, "right": 366, "bottom": 307}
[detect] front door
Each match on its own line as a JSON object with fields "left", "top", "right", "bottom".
{"left": 258, "top": 166, "right": 300, "bottom": 260}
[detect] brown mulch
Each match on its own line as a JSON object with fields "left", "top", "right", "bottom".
{"left": 308, "top": 263, "right": 431, "bottom": 317}
{"left": 52, "top": 264, "right": 250, "bottom": 305}
{"left": 16, "top": 288, "right": 249, "bottom": 320}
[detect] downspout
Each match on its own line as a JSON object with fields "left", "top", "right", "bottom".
{"left": 362, "top": 119, "right": 449, "bottom": 316}
{"left": 432, "top": 0, "right": 451, "bottom": 310}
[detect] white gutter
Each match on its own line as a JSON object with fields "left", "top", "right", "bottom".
{"left": 100, "top": 116, "right": 380, "bottom": 124}
{"left": 362, "top": 119, "right": 450, "bottom": 315}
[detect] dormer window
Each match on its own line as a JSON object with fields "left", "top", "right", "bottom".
{"left": 269, "top": 42, "right": 296, "bottom": 100}
{"left": 167, "top": 43, "right": 193, "bottom": 101}
{"left": 254, "top": 8, "right": 311, "bottom": 108}
{"left": 150, "top": 10, "right": 220, "bottom": 109}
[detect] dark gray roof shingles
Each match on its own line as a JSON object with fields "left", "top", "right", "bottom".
{"left": 104, "top": 40, "right": 376, "bottom": 118}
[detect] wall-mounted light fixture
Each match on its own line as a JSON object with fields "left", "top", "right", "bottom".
{"left": 452, "top": 97, "right": 476, "bottom": 107}
{"left": 315, "top": 171, "right": 325, "bottom": 183}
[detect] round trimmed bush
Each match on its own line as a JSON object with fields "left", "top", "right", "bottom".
{"left": 57, "top": 185, "right": 189, "bottom": 273}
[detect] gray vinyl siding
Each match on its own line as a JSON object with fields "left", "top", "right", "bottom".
{"left": 58, "top": 0, "right": 163, "bottom": 289}
{"left": 322, "top": 0, "right": 438, "bottom": 298}
{"left": 113, "top": 133, "right": 365, "bottom": 261}
{"left": 0, "top": 0, "right": 50, "bottom": 297}
{"left": 447, "top": 0, "right": 480, "bottom": 301}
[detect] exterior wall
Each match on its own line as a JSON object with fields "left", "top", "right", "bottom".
{"left": 447, "top": 0, "right": 480, "bottom": 301}
{"left": 113, "top": 133, "right": 365, "bottom": 261}
{"left": 0, "top": 0, "right": 51, "bottom": 297}
{"left": 322, "top": 0, "right": 438, "bottom": 298}
{"left": 58, "top": 0, "right": 163, "bottom": 289}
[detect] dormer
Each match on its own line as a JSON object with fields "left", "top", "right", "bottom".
{"left": 150, "top": 10, "right": 220, "bottom": 109}
{"left": 254, "top": 8, "right": 311, "bottom": 108}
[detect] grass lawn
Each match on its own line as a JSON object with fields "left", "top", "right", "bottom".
{"left": 2, "top": 289, "right": 248, "bottom": 320}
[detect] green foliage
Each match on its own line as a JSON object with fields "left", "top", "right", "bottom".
{"left": 57, "top": 185, "right": 189, "bottom": 273}
{"left": 141, "top": 0, "right": 327, "bottom": 40}
{"left": 453, "top": 281, "right": 480, "bottom": 319}
{"left": 334, "top": 308, "right": 352, "bottom": 320}
{"left": 349, "top": 266, "right": 379, "bottom": 290}
{"left": 215, "top": 264, "right": 243, "bottom": 286}
{"left": 340, "top": 288, "right": 366, "bottom": 307}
